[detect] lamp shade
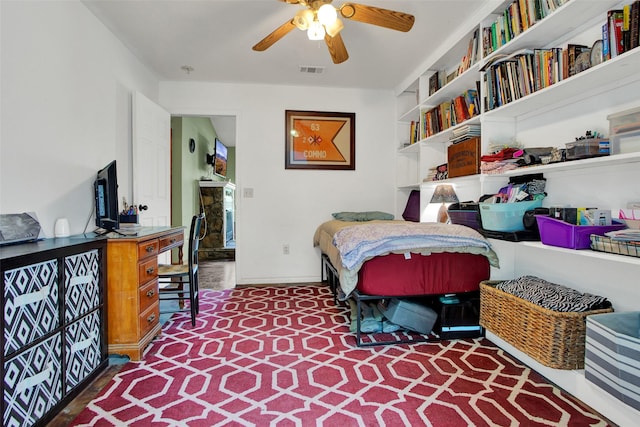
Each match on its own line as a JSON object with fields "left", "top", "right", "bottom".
{"left": 430, "top": 184, "right": 459, "bottom": 204}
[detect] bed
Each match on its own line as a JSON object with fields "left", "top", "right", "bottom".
{"left": 313, "top": 218, "right": 500, "bottom": 345}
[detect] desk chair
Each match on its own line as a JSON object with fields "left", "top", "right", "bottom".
{"left": 157, "top": 213, "right": 204, "bottom": 326}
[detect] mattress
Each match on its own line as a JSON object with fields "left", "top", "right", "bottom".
{"left": 357, "top": 252, "right": 489, "bottom": 296}
{"left": 313, "top": 219, "right": 498, "bottom": 298}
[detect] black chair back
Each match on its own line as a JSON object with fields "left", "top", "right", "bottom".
{"left": 188, "top": 213, "right": 204, "bottom": 297}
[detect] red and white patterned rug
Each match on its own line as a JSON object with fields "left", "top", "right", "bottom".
{"left": 71, "top": 285, "right": 610, "bottom": 426}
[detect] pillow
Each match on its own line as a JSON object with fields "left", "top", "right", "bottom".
{"left": 332, "top": 211, "right": 394, "bottom": 222}
{"left": 402, "top": 190, "right": 420, "bottom": 222}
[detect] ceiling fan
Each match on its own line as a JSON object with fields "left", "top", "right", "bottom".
{"left": 252, "top": 0, "right": 415, "bottom": 64}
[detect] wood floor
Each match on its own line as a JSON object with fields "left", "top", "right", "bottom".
{"left": 46, "top": 260, "right": 236, "bottom": 426}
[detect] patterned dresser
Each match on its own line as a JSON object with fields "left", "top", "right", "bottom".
{"left": 1, "top": 237, "right": 107, "bottom": 427}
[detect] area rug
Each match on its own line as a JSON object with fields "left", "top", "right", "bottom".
{"left": 71, "top": 285, "right": 610, "bottom": 426}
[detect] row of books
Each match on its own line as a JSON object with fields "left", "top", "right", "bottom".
{"left": 458, "top": 29, "right": 481, "bottom": 76}
{"left": 604, "top": 3, "right": 640, "bottom": 60}
{"left": 419, "top": 89, "right": 481, "bottom": 141}
{"left": 482, "top": 1, "right": 640, "bottom": 112}
{"left": 482, "top": 0, "right": 569, "bottom": 57}
{"left": 483, "top": 48, "right": 564, "bottom": 111}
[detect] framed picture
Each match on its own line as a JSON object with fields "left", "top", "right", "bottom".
{"left": 285, "top": 110, "right": 355, "bottom": 170}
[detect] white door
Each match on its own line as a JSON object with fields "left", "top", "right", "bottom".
{"left": 132, "top": 91, "right": 171, "bottom": 228}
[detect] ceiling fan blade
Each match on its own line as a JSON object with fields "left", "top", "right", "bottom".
{"left": 339, "top": 3, "right": 415, "bottom": 32}
{"left": 252, "top": 19, "right": 297, "bottom": 51}
{"left": 325, "top": 32, "right": 349, "bottom": 64}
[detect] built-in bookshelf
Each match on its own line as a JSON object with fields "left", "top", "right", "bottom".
{"left": 396, "top": 0, "right": 640, "bottom": 204}
{"left": 395, "top": 1, "right": 640, "bottom": 424}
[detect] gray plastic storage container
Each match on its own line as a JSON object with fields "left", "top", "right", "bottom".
{"left": 379, "top": 298, "right": 437, "bottom": 334}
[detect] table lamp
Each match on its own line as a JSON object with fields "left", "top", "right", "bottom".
{"left": 430, "top": 184, "right": 458, "bottom": 223}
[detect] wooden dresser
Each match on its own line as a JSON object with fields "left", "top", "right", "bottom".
{"left": 106, "top": 227, "right": 183, "bottom": 361}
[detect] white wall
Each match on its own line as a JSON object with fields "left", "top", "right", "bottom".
{"left": 1, "top": 0, "right": 159, "bottom": 236}
{"left": 160, "top": 82, "right": 396, "bottom": 284}
{"left": 1, "top": 0, "right": 397, "bottom": 286}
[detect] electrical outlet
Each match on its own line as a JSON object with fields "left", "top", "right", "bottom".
{"left": 282, "top": 244, "right": 290, "bottom": 255}
{"left": 243, "top": 187, "right": 254, "bottom": 198}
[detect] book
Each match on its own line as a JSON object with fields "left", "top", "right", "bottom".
{"left": 453, "top": 96, "right": 470, "bottom": 123}
{"left": 428, "top": 73, "right": 439, "bottom": 96}
{"left": 470, "top": 28, "right": 479, "bottom": 65}
{"left": 623, "top": 4, "right": 631, "bottom": 54}
{"left": 463, "top": 89, "right": 480, "bottom": 117}
{"left": 602, "top": 21, "right": 610, "bottom": 61}
{"left": 608, "top": 9, "right": 624, "bottom": 58}
{"left": 630, "top": 0, "right": 640, "bottom": 50}
{"left": 567, "top": 44, "right": 588, "bottom": 77}
{"left": 518, "top": 0, "right": 529, "bottom": 32}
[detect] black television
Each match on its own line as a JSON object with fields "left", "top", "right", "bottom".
{"left": 94, "top": 160, "right": 119, "bottom": 232}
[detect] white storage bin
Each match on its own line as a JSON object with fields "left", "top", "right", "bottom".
{"left": 608, "top": 106, "right": 640, "bottom": 154}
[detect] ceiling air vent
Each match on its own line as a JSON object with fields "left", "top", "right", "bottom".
{"left": 299, "top": 65, "right": 325, "bottom": 74}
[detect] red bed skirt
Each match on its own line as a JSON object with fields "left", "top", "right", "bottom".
{"left": 357, "top": 252, "right": 490, "bottom": 297}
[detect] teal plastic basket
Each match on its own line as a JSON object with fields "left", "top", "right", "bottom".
{"left": 479, "top": 199, "right": 543, "bottom": 232}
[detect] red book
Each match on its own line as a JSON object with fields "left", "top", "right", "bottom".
{"left": 608, "top": 10, "right": 624, "bottom": 57}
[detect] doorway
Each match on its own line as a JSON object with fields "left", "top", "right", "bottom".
{"left": 170, "top": 115, "right": 237, "bottom": 263}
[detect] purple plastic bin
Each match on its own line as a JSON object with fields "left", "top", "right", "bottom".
{"left": 536, "top": 215, "right": 627, "bottom": 249}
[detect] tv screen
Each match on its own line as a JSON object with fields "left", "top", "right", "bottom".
{"left": 214, "top": 138, "right": 228, "bottom": 177}
{"left": 94, "top": 160, "right": 119, "bottom": 232}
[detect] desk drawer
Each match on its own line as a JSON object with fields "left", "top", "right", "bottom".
{"left": 139, "top": 279, "right": 158, "bottom": 313}
{"left": 138, "top": 258, "right": 158, "bottom": 285}
{"left": 159, "top": 231, "right": 183, "bottom": 253}
{"left": 137, "top": 239, "right": 159, "bottom": 260}
{"left": 139, "top": 302, "right": 159, "bottom": 338}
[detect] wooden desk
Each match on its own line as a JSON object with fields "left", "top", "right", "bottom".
{"left": 106, "top": 226, "right": 184, "bottom": 360}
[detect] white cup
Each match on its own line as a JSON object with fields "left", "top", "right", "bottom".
{"left": 54, "top": 218, "right": 70, "bottom": 237}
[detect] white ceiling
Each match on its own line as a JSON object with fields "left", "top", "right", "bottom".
{"left": 82, "top": 0, "right": 493, "bottom": 92}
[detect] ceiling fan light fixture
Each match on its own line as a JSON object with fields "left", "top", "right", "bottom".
{"left": 324, "top": 17, "right": 343, "bottom": 37}
{"left": 307, "top": 19, "right": 325, "bottom": 40}
{"left": 293, "top": 9, "right": 314, "bottom": 30}
{"left": 317, "top": 4, "right": 337, "bottom": 26}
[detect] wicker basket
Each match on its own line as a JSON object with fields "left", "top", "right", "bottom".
{"left": 479, "top": 280, "right": 613, "bottom": 370}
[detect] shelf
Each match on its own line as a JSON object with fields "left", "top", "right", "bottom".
{"left": 397, "top": 182, "right": 421, "bottom": 190}
{"left": 420, "top": 174, "right": 483, "bottom": 188}
{"left": 421, "top": 64, "right": 481, "bottom": 110}
{"left": 398, "top": 102, "right": 421, "bottom": 122}
{"left": 518, "top": 241, "right": 640, "bottom": 266}
{"left": 484, "top": 48, "right": 640, "bottom": 119}
{"left": 493, "top": 151, "right": 640, "bottom": 176}
{"left": 403, "top": 152, "right": 640, "bottom": 191}
{"left": 398, "top": 142, "right": 421, "bottom": 154}
{"left": 418, "top": 115, "right": 482, "bottom": 146}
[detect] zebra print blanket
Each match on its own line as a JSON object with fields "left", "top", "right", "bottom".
{"left": 496, "top": 275, "right": 611, "bottom": 312}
